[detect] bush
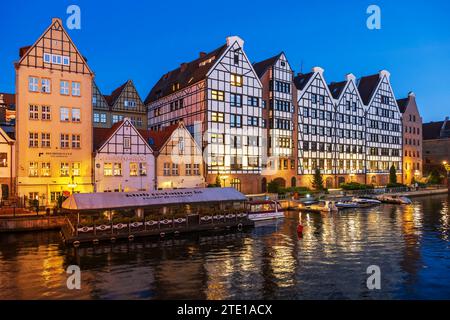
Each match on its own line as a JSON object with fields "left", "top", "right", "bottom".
{"left": 386, "top": 183, "right": 407, "bottom": 188}
{"left": 341, "top": 182, "right": 375, "bottom": 191}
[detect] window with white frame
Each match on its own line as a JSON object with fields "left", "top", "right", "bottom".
{"left": 124, "top": 100, "right": 137, "bottom": 108}
{"left": 123, "top": 137, "right": 131, "bottom": 149}
{"left": 193, "top": 163, "right": 200, "bottom": 175}
{"left": 104, "top": 163, "right": 113, "bottom": 176}
{"left": 171, "top": 163, "right": 179, "bottom": 176}
{"left": 41, "top": 79, "right": 51, "bottom": 93}
{"left": 72, "top": 135, "right": 81, "bottom": 148}
{"left": 60, "top": 107, "right": 70, "bottom": 122}
{"left": 41, "top": 106, "right": 51, "bottom": 120}
{"left": 60, "top": 134, "right": 70, "bottom": 148}
{"left": 72, "top": 108, "right": 81, "bottom": 122}
{"left": 72, "top": 82, "right": 81, "bottom": 96}
{"left": 163, "top": 163, "right": 171, "bottom": 176}
{"left": 29, "top": 105, "right": 39, "bottom": 120}
{"left": 113, "top": 163, "right": 122, "bottom": 176}
{"left": 29, "top": 133, "right": 38, "bottom": 148}
{"left": 60, "top": 163, "right": 70, "bottom": 177}
{"left": 72, "top": 162, "right": 81, "bottom": 176}
{"left": 112, "top": 114, "right": 123, "bottom": 123}
{"left": 29, "top": 77, "right": 39, "bottom": 92}
{"left": 29, "top": 162, "right": 39, "bottom": 177}
{"left": 130, "top": 163, "right": 138, "bottom": 176}
{"left": 230, "top": 74, "right": 243, "bottom": 87}
{"left": 211, "top": 90, "right": 224, "bottom": 101}
{"left": 139, "top": 163, "right": 147, "bottom": 176}
{"left": 185, "top": 164, "right": 192, "bottom": 175}
{"left": 41, "top": 163, "right": 51, "bottom": 177}
{"left": 211, "top": 112, "right": 224, "bottom": 123}
{"left": 60, "top": 81, "right": 69, "bottom": 95}
{"left": 41, "top": 133, "right": 51, "bottom": 148}
{"left": 93, "top": 113, "right": 100, "bottom": 123}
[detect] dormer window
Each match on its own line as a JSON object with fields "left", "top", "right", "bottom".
{"left": 124, "top": 100, "right": 136, "bottom": 108}
{"left": 172, "top": 83, "right": 180, "bottom": 92}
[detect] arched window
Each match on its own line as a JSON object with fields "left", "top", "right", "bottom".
{"left": 231, "top": 178, "right": 241, "bottom": 192}
{"left": 291, "top": 177, "right": 296, "bottom": 187}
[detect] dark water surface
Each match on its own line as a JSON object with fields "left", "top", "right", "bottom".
{"left": 0, "top": 195, "right": 449, "bottom": 300}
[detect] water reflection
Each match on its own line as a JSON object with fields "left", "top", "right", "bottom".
{"left": 0, "top": 195, "right": 449, "bottom": 299}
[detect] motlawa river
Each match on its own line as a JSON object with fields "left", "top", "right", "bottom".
{"left": 0, "top": 194, "right": 449, "bottom": 299}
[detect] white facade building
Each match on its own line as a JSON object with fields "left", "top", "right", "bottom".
{"left": 93, "top": 118, "right": 155, "bottom": 192}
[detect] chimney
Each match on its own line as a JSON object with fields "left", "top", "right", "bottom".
{"left": 199, "top": 52, "right": 207, "bottom": 58}
{"left": 379, "top": 70, "right": 391, "bottom": 79}
{"left": 226, "top": 36, "right": 244, "bottom": 48}
{"left": 312, "top": 66, "right": 324, "bottom": 74}
{"left": 346, "top": 73, "right": 356, "bottom": 82}
{"left": 52, "top": 17, "right": 63, "bottom": 24}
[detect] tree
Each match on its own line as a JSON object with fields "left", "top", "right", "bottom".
{"left": 267, "top": 180, "right": 281, "bottom": 194}
{"left": 428, "top": 169, "right": 442, "bottom": 185}
{"left": 312, "top": 168, "right": 324, "bottom": 191}
{"left": 389, "top": 165, "right": 397, "bottom": 185}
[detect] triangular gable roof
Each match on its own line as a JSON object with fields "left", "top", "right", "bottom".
{"left": 396, "top": 97, "right": 409, "bottom": 114}
{"left": 105, "top": 81, "right": 128, "bottom": 106}
{"left": 92, "top": 82, "right": 109, "bottom": 109}
{"left": 328, "top": 81, "right": 347, "bottom": 99}
{"left": 140, "top": 123, "right": 181, "bottom": 152}
{"left": 144, "top": 44, "right": 228, "bottom": 104}
{"left": 17, "top": 18, "right": 93, "bottom": 75}
{"left": 357, "top": 74, "right": 380, "bottom": 105}
{"left": 294, "top": 72, "right": 314, "bottom": 91}
{"left": 0, "top": 126, "right": 14, "bottom": 143}
{"left": 0, "top": 93, "right": 15, "bottom": 107}
{"left": 93, "top": 118, "right": 153, "bottom": 153}
{"left": 253, "top": 53, "right": 282, "bottom": 78}
{"left": 422, "top": 121, "right": 445, "bottom": 140}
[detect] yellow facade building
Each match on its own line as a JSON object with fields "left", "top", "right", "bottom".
{"left": 15, "top": 18, "right": 94, "bottom": 206}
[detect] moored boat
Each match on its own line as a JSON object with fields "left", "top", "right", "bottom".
{"left": 299, "top": 200, "right": 338, "bottom": 213}
{"left": 351, "top": 198, "right": 382, "bottom": 207}
{"left": 247, "top": 200, "right": 285, "bottom": 221}
{"left": 376, "top": 195, "right": 412, "bottom": 205}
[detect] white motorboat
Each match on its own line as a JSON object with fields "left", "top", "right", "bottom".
{"left": 352, "top": 198, "right": 382, "bottom": 207}
{"left": 300, "top": 200, "right": 338, "bottom": 213}
{"left": 376, "top": 195, "right": 412, "bottom": 205}
{"left": 247, "top": 200, "right": 285, "bottom": 221}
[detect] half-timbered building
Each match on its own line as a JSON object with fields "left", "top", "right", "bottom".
{"left": 0, "top": 127, "right": 15, "bottom": 200}
{"left": 328, "top": 74, "right": 367, "bottom": 188}
{"left": 358, "top": 70, "right": 402, "bottom": 185}
{"left": 146, "top": 36, "right": 263, "bottom": 194}
{"left": 15, "top": 18, "right": 94, "bottom": 206}
{"left": 295, "top": 67, "right": 335, "bottom": 188}
{"left": 93, "top": 118, "right": 155, "bottom": 192}
{"left": 253, "top": 53, "right": 297, "bottom": 191}
{"left": 144, "top": 122, "right": 205, "bottom": 190}
{"left": 94, "top": 80, "right": 147, "bottom": 130}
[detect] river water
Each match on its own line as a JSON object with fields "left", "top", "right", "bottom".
{"left": 0, "top": 194, "right": 449, "bottom": 300}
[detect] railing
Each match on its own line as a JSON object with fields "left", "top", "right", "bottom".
{"left": 72, "top": 213, "right": 249, "bottom": 237}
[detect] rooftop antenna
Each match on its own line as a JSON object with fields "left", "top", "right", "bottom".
{"left": 300, "top": 59, "right": 304, "bottom": 74}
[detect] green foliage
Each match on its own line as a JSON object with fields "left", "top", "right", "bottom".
{"left": 215, "top": 176, "right": 222, "bottom": 188}
{"left": 386, "top": 183, "right": 407, "bottom": 188}
{"left": 267, "top": 180, "right": 282, "bottom": 194}
{"left": 389, "top": 165, "right": 398, "bottom": 185}
{"left": 427, "top": 169, "right": 442, "bottom": 185}
{"left": 312, "top": 168, "right": 324, "bottom": 191}
{"left": 340, "top": 182, "right": 375, "bottom": 190}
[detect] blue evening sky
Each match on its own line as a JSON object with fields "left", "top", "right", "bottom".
{"left": 0, "top": 0, "right": 449, "bottom": 122}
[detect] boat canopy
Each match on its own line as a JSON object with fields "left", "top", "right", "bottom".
{"left": 62, "top": 188, "right": 247, "bottom": 212}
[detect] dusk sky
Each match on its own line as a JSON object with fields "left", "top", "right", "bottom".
{"left": 1, "top": 0, "right": 449, "bottom": 122}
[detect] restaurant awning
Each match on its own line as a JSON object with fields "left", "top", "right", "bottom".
{"left": 62, "top": 188, "right": 247, "bottom": 211}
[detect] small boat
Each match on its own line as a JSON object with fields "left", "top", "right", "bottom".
{"left": 300, "top": 200, "right": 338, "bottom": 213}
{"left": 247, "top": 200, "right": 285, "bottom": 221}
{"left": 376, "top": 195, "right": 412, "bottom": 205}
{"left": 335, "top": 201, "right": 361, "bottom": 209}
{"left": 352, "top": 198, "right": 382, "bottom": 207}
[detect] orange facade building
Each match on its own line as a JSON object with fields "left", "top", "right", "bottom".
{"left": 15, "top": 18, "right": 94, "bottom": 206}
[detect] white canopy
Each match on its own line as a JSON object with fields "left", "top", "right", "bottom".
{"left": 62, "top": 188, "right": 247, "bottom": 211}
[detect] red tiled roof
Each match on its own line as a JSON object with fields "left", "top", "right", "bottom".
{"left": 357, "top": 74, "right": 380, "bottom": 105}
{"left": 0, "top": 93, "right": 15, "bottom": 106}
{"left": 328, "top": 81, "right": 347, "bottom": 99}
{"left": 422, "top": 121, "right": 444, "bottom": 140}
{"left": 144, "top": 44, "right": 228, "bottom": 104}
{"left": 253, "top": 53, "right": 281, "bottom": 78}
{"left": 396, "top": 97, "right": 410, "bottom": 114}
{"left": 93, "top": 121, "right": 124, "bottom": 151}
{"left": 139, "top": 124, "right": 179, "bottom": 152}
{"left": 294, "top": 72, "right": 314, "bottom": 91}
{"left": 105, "top": 81, "right": 128, "bottom": 106}
{"left": 19, "top": 46, "right": 32, "bottom": 58}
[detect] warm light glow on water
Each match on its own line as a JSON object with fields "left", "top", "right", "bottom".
{"left": 0, "top": 195, "right": 449, "bottom": 299}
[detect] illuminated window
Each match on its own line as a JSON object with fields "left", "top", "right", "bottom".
{"left": 41, "top": 79, "right": 51, "bottom": 93}
{"left": 211, "top": 90, "right": 224, "bottom": 101}
{"left": 72, "top": 82, "right": 81, "bottom": 96}
{"left": 0, "top": 153, "right": 7, "bottom": 167}
{"left": 211, "top": 112, "right": 224, "bottom": 123}
{"left": 29, "top": 77, "right": 39, "bottom": 92}
{"left": 248, "top": 157, "right": 259, "bottom": 167}
{"left": 113, "top": 163, "right": 122, "bottom": 176}
{"left": 29, "top": 105, "right": 39, "bottom": 120}
{"left": 230, "top": 74, "right": 242, "bottom": 87}
{"left": 211, "top": 133, "right": 224, "bottom": 144}
{"left": 41, "top": 106, "right": 51, "bottom": 120}
{"left": 41, "top": 163, "right": 51, "bottom": 177}
{"left": 72, "top": 135, "right": 81, "bottom": 148}
{"left": 29, "top": 133, "right": 38, "bottom": 148}
{"left": 60, "top": 81, "right": 69, "bottom": 95}
{"left": 41, "top": 133, "right": 51, "bottom": 148}
{"left": 104, "top": 163, "right": 113, "bottom": 176}
{"left": 72, "top": 162, "right": 81, "bottom": 176}
{"left": 139, "top": 163, "right": 147, "bottom": 176}
{"left": 130, "top": 162, "right": 138, "bottom": 176}
{"left": 60, "top": 163, "right": 70, "bottom": 177}
{"left": 231, "top": 156, "right": 242, "bottom": 170}
{"left": 124, "top": 100, "right": 137, "bottom": 109}
{"left": 28, "top": 162, "right": 39, "bottom": 177}
{"left": 211, "top": 155, "right": 224, "bottom": 167}
{"left": 230, "top": 178, "right": 241, "bottom": 191}
{"left": 72, "top": 108, "right": 81, "bottom": 122}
